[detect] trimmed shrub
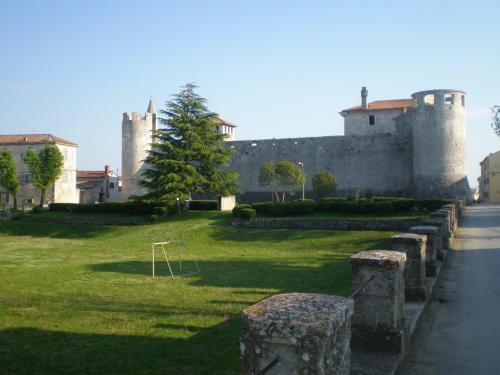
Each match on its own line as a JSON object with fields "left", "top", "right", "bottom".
{"left": 48, "top": 201, "right": 176, "bottom": 216}
{"left": 238, "top": 208, "right": 256, "bottom": 220}
{"left": 415, "top": 199, "right": 455, "bottom": 211}
{"left": 189, "top": 200, "right": 218, "bottom": 211}
{"left": 152, "top": 205, "right": 178, "bottom": 217}
{"left": 251, "top": 201, "right": 316, "bottom": 216}
{"left": 32, "top": 206, "right": 43, "bottom": 214}
{"left": 358, "top": 201, "right": 394, "bottom": 214}
{"left": 149, "top": 214, "right": 160, "bottom": 223}
{"left": 232, "top": 204, "right": 252, "bottom": 218}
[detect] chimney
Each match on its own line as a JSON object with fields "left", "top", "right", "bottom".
{"left": 361, "top": 87, "right": 368, "bottom": 109}
{"left": 105, "top": 165, "right": 110, "bottom": 175}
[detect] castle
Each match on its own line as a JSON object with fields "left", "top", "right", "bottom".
{"left": 121, "top": 88, "right": 471, "bottom": 202}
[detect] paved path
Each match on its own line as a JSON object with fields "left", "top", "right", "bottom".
{"left": 401, "top": 204, "right": 500, "bottom": 374}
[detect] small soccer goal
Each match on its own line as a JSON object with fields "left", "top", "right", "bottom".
{"left": 151, "top": 241, "right": 200, "bottom": 278}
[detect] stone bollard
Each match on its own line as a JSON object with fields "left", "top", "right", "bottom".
{"left": 442, "top": 204, "right": 457, "bottom": 233}
{"left": 350, "top": 250, "right": 406, "bottom": 352}
{"left": 240, "top": 293, "right": 353, "bottom": 375}
{"left": 420, "top": 219, "right": 445, "bottom": 260}
{"left": 391, "top": 234, "right": 427, "bottom": 301}
{"left": 430, "top": 210, "right": 452, "bottom": 249}
{"left": 409, "top": 226, "right": 439, "bottom": 276}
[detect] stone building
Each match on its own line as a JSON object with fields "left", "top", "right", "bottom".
{"left": 478, "top": 151, "right": 500, "bottom": 203}
{"left": 226, "top": 88, "right": 471, "bottom": 202}
{"left": 122, "top": 88, "right": 471, "bottom": 202}
{"left": 0, "top": 134, "right": 78, "bottom": 206}
{"left": 77, "top": 165, "right": 120, "bottom": 204}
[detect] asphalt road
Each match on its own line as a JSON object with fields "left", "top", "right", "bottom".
{"left": 400, "top": 204, "right": 500, "bottom": 374}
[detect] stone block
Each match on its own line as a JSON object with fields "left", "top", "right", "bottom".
{"left": 350, "top": 250, "right": 406, "bottom": 352}
{"left": 420, "top": 219, "right": 445, "bottom": 260}
{"left": 442, "top": 204, "right": 458, "bottom": 232}
{"left": 240, "top": 293, "right": 353, "bottom": 375}
{"left": 409, "top": 226, "right": 439, "bottom": 276}
{"left": 391, "top": 233, "right": 427, "bottom": 301}
{"left": 430, "top": 210, "right": 452, "bottom": 249}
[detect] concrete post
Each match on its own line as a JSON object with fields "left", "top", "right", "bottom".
{"left": 420, "top": 219, "right": 445, "bottom": 260}
{"left": 391, "top": 234, "right": 427, "bottom": 300}
{"left": 240, "top": 293, "right": 353, "bottom": 375}
{"left": 350, "top": 250, "right": 406, "bottom": 352}
{"left": 409, "top": 226, "right": 440, "bottom": 276}
{"left": 430, "top": 210, "right": 452, "bottom": 249}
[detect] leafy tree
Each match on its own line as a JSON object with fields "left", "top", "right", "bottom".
{"left": 0, "top": 150, "right": 20, "bottom": 209}
{"left": 258, "top": 161, "right": 279, "bottom": 201}
{"left": 24, "top": 145, "right": 64, "bottom": 208}
{"left": 312, "top": 171, "right": 337, "bottom": 199}
{"left": 140, "top": 83, "right": 239, "bottom": 202}
{"left": 492, "top": 105, "right": 500, "bottom": 136}
{"left": 273, "top": 160, "right": 305, "bottom": 202}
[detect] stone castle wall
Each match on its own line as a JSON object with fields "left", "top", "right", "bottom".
{"left": 227, "top": 133, "right": 413, "bottom": 200}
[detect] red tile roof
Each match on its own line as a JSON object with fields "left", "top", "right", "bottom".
{"left": 0, "top": 134, "right": 77, "bottom": 146}
{"left": 213, "top": 117, "right": 237, "bottom": 127}
{"left": 342, "top": 99, "right": 414, "bottom": 112}
{"left": 77, "top": 171, "right": 106, "bottom": 178}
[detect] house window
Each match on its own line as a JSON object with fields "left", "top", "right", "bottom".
{"left": 25, "top": 198, "right": 33, "bottom": 205}
{"left": 25, "top": 174, "right": 32, "bottom": 183}
{"left": 110, "top": 182, "right": 115, "bottom": 189}
{"left": 64, "top": 148, "right": 69, "bottom": 160}
{"left": 369, "top": 115, "right": 375, "bottom": 125}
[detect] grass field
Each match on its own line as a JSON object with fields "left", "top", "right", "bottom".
{"left": 0, "top": 211, "right": 396, "bottom": 374}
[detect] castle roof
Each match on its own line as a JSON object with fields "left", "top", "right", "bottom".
{"left": 0, "top": 134, "right": 77, "bottom": 147}
{"left": 147, "top": 99, "right": 156, "bottom": 114}
{"left": 213, "top": 117, "right": 237, "bottom": 127}
{"left": 341, "top": 99, "right": 414, "bottom": 113}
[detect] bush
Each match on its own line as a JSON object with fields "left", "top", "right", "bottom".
{"left": 238, "top": 208, "right": 256, "bottom": 220}
{"left": 189, "top": 200, "right": 218, "bottom": 211}
{"left": 358, "top": 201, "right": 394, "bottom": 214}
{"left": 415, "top": 199, "right": 455, "bottom": 211}
{"left": 149, "top": 214, "right": 160, "bottom": 222}
{"left": 48, "top": 201, "right": 175, "bottom": 216}
{"left": 152, "top": 205, "right": 178, "bottom": 217}
{"left": 251, "top": 201, "right": 316, "bottom": 216}
{"left": 312, "top": 172, "right": 337, "bottom": 199}
{"left": 232, "top": 204, "right": 252, "bottom": 218}
{"left": 32, "top": 206, "right": 43, "bottom": 214}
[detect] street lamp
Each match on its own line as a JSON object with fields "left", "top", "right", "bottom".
{"left": 298, "top": 162, "right": 305, "bottom": 201}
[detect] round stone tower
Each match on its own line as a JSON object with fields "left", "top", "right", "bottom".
{"left": 411, "top": 89, "right": 470, "bottom": 199}
{"left": 121, "top": 99, "right": 156, "bottom": 201}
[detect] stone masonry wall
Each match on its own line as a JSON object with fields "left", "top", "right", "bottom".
{"left": 227, "top": 133, "right": 412, "bottom": 197}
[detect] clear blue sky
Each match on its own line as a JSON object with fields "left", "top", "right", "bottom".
{"left": 0, "top": 0, "right": 498, "bottom": 186}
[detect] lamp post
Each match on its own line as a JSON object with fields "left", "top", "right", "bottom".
{"left": 298, "top": 162, "right": 305, "bottom": 201}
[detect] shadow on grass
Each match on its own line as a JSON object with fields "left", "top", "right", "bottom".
{"left": 0, "top": 221, "right": 113, "bottom": 239}
{"left": 0, "top": 318, "right": 242, "bottom": 375}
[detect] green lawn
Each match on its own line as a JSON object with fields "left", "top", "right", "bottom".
{"left": 0, "top": 212, "right": 396, "bottom": 374}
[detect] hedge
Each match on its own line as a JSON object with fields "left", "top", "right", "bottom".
{"left": 237, "top": 208, "right": 256, "bottom": 220}
{"left": 232, "top": 204, "right": 252, "bottom": 218}
{"left": 251, "top": 201, "right": 317, "bottom": 216}
{"left": 188, "top": 200, "right": 218, "bottom": 211}
{"left": 48, "top": 202, "right": 174, "bottom": 215}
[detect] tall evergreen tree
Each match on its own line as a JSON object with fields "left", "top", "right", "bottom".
{"left": 0, "top": 150, "right": 20, "bottom": 209}
{"left": 24, "top": 145, "right": 64, "bottom": 208}
{"left": 140, "top": 84, "right": 238, "bottom": 202}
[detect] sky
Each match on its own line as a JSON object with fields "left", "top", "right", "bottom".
{"left": 0, "top": 0, "right": 498, "bottom": 187}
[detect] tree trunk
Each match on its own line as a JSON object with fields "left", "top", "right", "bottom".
{"left": 39, "top": 190, "right": 45, "bottom": 208}
{"left": 13, "top": 196, "right": 17, "bottom": 210}
{"left": 282, "top": 191, "right": 286, "bottom": 202}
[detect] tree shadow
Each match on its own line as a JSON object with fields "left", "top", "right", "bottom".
{"left": 0, "top": 220, "right": 113, "bottom": 239}
{"left": 0, "top": 319, "right": 243, "bottom": 375}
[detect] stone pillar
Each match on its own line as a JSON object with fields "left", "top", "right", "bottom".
{"left": 350, "top": 250, "right": 406, "bottom": 352}
{"left": 430, "top": 210, "right": 452, "bottom": 249}
{"left": 409, "top": 226, "right": 439, "bottom": 276}
{"left": 442, "top": 204, "right": 457, "bottom": 233}
{"left": 240, "top": 293, "right": 353, "bottom": 375}
{"left": 391, "top": 234, "right": 427, "bottom": 301}
{"left": 420, "top": 219, "right": 445, "bottom": 260}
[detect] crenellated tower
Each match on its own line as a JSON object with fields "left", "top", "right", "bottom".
{"left": 411, "top": 89, "right": 470, "bottom": 199}
{"left": 121, "top": 99, "right": 156, "bottom": 201}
